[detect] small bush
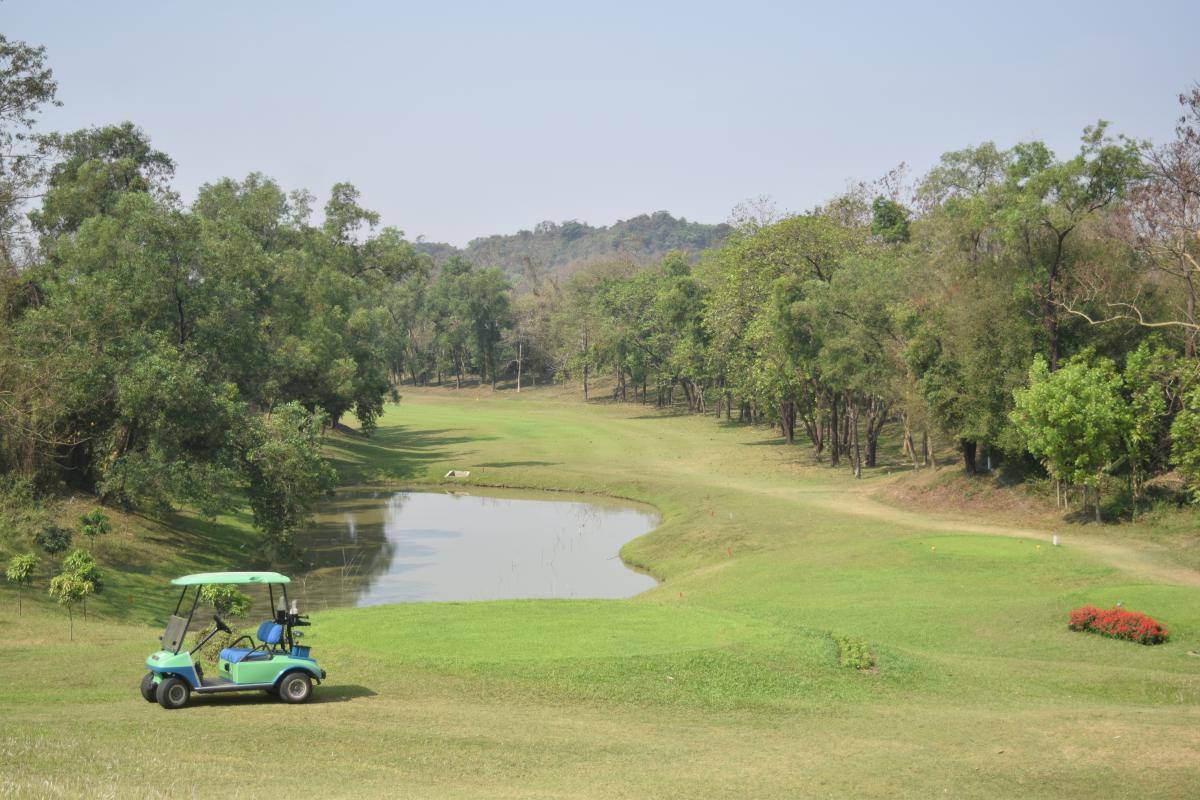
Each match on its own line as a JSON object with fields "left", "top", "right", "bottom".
{"left": 78, "top": 510, "right": 111, "bottom": 537}
{"left": 1068, "top": 605, "right": 1168, "bottom": 645}
{"left": 834, "top": 635, "right": 875, "bottom": 670}
{"left": 34, "top": 524, "right": 72, "bottom": 554}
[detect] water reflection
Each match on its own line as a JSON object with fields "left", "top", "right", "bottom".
{"left": 290, "top": 489, "right": 658, "bottom": 608}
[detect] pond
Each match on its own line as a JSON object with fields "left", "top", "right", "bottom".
{"left": 288, "top": 489, "right": 659, "bottom": 609}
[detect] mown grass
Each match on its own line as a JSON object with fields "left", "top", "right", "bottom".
{"left": 2, "top": 386, "right": 1200, "bottom": 798}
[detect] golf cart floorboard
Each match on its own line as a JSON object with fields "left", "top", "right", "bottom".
{"left": 195, "top": 677, "right": 275, "bottom": 694}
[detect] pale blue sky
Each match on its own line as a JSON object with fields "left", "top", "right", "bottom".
{"left": 6, "top": 1, "right": 1198, "bottom": 245}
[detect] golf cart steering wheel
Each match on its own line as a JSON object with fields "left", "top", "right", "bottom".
{"left": 212, "top": 614, "right": 232, "bottom": 634}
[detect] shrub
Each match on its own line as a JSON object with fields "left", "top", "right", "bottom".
{"left": 34, "top": 523, "right": 72, "bottom": 554}
{"left": 78, "top": 510, "right": 111, "bottom": 537}
{"left": 834, "top": 635, "right": 875, "bottom": 670}
{"left": 1068, "top": 605, "right": 1168, "bottom": 645}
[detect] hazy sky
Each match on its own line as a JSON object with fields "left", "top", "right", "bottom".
{"left": 6, "top": 1, "right": 1198, "bottom": 245}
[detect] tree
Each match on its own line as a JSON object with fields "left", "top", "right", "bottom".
{"left": 62, "top": 548, "right": 102, "bottom": 618}
{"left": 5, "top": 552, "right": 37, "bottom": 614}
{"left": 997, "top": 125, "right": 1142, "bottom": 370}
{"left": 199, "top": 584, "right": 251, "bottom": 618}
{"left": 195, "top": 584, "right": 252, "bottom": 664}
{"left": 463, "top": 267, "right": 513, "bottom": 389}
{"left": 0, "top": 34, "right": 59, "bottom": 268}
{"left": 1057, "top": 88, "right": 1200, "bottom": 357}
{"left": 1122, "top": 340, "right": 1188, "bottom": 506}
{"left": 241, "top": 401, "right": 337, "bottom": 554}
{"left": 1011, "top": 355, "right": 1128, "bottom": 520}
{"left": 48, "top": 571, "right": 93, "bottom": 640}
{"left": 871, "top": 196, "right": 910, "bottom": 244}
{"left": 31, "top": 122, "right": 174, "bottom": 239}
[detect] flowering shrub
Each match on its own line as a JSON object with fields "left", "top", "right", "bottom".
{"left": 1068, "top": 605, "right": 1168, "bottom": 645}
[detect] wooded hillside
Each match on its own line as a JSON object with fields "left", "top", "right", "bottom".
{"left": 414, "top": 212, "right": 730, "bottom": 279}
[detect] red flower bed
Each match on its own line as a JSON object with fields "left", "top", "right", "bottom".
{"left": 1068, "top": 605, "right": 1168, "bottom": 645}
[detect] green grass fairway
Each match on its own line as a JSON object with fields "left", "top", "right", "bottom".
{"left": 3, "top": 388, "right": 1199, "bottom": 798}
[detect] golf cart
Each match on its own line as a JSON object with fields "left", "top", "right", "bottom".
{"left": 141, "top": 571, "right": 326, "bottom": 709}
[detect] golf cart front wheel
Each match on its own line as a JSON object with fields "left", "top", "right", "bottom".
{"left": 278, "top": 672, "right": 312, "bottom": 704}
{"left": 140, "top": 672, "right": 158, "bottom": 702}
{"left": 156, "top": 676, "right": 191, "bottom": 709}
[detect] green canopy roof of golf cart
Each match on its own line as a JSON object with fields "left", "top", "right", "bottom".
{"left": 170, "top": 571, "right": 291, "bottom": 586}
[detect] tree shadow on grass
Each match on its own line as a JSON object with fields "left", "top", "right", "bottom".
{"left": 327, "top": 425, "right": 495, "bottom": 483}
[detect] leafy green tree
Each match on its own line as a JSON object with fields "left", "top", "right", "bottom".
{"left": 1011, "top": 355, "right": 1128, "bottom": 520}
{"left": 1122, "top": 340, "right": 1187, "bottom": 505}
{"left": 870, "top": 196, "right": 910, "bottom": 243}
{"left": 996, "top": 125, "right": 1142, "bottom": 369}
{"left": 464, "top": 267, "right": 514, "bottom": 389}
{"left": 5, "top": 552, "right": 38, "bottom": 614}
{"left": 194, "top": 584, "right": 253, "bottom": 664}
{"left": 62, "top": 548, "right": 102, "bottom": 618}
{"left": 48, "top": 571, "right": 93, "bottom": 640}
{"left": 199, "top": 584, "right": 251, "bottom": 618}
{"left": 241, "top": 401, "right": 337, "bottom": 553}
{"left": 31, "top": 122, "right": 174, "bottom": 239}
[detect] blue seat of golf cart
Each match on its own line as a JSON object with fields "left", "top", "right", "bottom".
{"left": 219, "top": 621, "right": 282, "bottom": 663}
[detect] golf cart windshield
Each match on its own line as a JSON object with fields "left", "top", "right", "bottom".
{"left": 160, "top": 572, "right": 292, "bottom": 655}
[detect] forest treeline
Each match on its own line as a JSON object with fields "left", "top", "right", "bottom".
{"left": 3, "top": 32, "right": 1200, "bottom": 543}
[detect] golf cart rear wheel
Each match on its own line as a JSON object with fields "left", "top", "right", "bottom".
{"left": 156, "top": 675, "right": 190, "bottom": 709}
{"left": 140, "top": 672, "right": 158, "bottom": 702}
{"left": 278, "top": 672, "right": 312, "bottom": 704}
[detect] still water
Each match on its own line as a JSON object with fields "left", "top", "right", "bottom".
{"left": 289, "top": 489, "right": 659, "bottom": 608}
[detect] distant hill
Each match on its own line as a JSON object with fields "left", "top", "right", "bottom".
{"left": 414, "top": 212, "right": 731, "bottom": 278}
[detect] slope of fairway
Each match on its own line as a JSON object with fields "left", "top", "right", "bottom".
{"left": 2, "top": 387, "right": 1199, "bottom": 798}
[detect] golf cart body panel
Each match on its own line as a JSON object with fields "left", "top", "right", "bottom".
{"left": 146, "top": 649, "right": 202, "bottom": 688}
{"left": 143, "top": 571, "right": 326, "bottom": 707}
{"left": 219, "top": 653, "right": 322, "bottom": 685}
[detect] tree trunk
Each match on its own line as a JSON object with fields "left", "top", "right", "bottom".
{"left": 1187, "top": 272, "right": 1198, "bottom": 360}
{"left": 844, "top": 393, "right": 854, "bottom": 455}
{"left": 902, "top": 415, "right": 918, "bottom": 470}
{"left": 850, "top": 403, "right": 862, "bottom": 479}
{"left": 863, "top": 398, "right": 889, "bottom": 468}
{"left": 829, "top": 393, "right": 840, "bottom": 467}
{"left": 582, "top": 331, "right": 589, "bottom": 400}
{"left": 516, "top": 341, "right": 523, "bottom": 392}
{"left": 961, "top": 439, "right": 977, "bottom": 475}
